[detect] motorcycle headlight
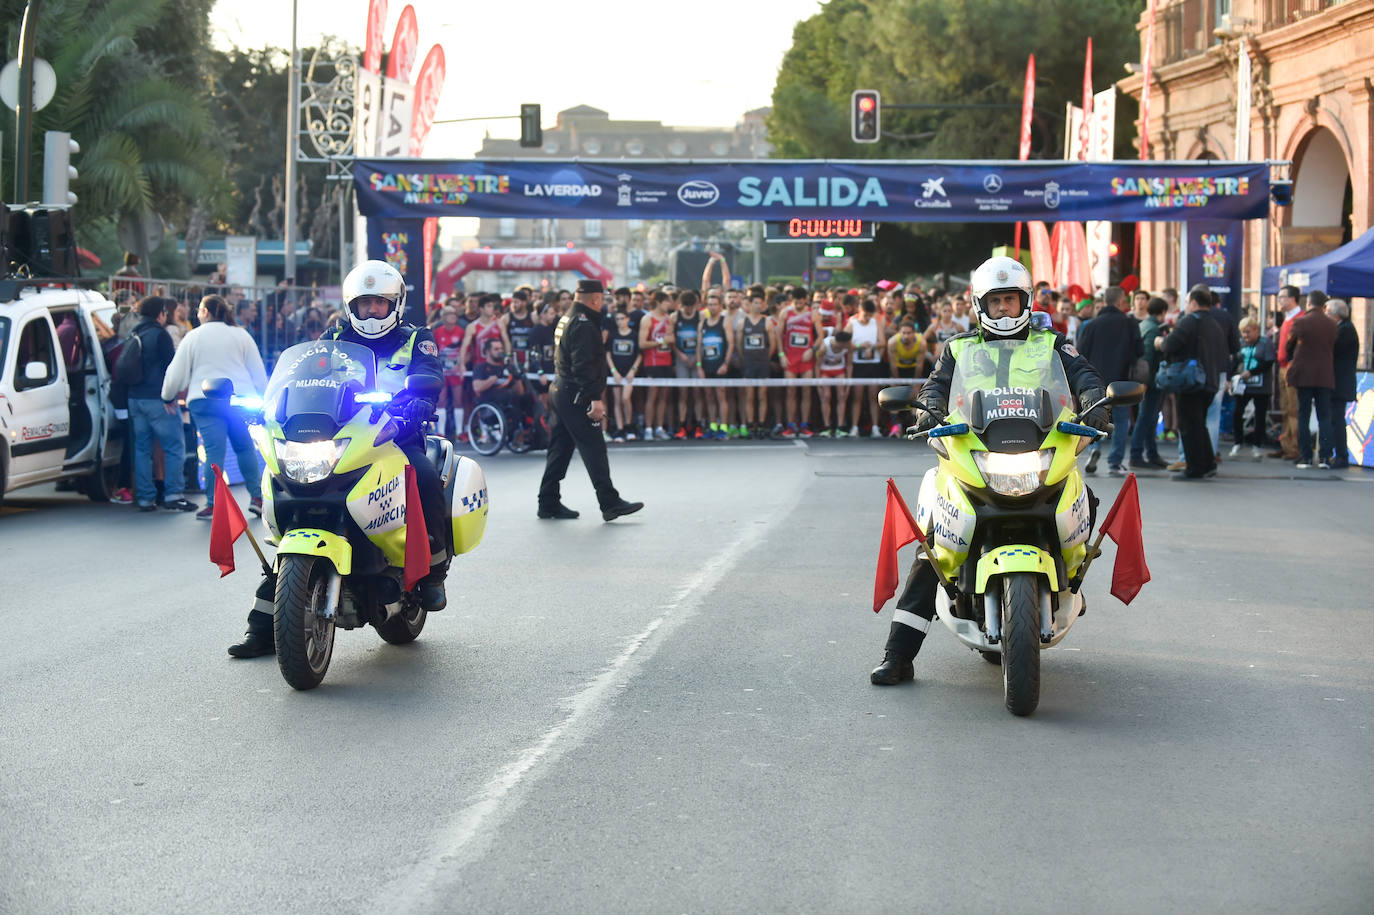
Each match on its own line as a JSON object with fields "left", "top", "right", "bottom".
{"left": 973, "top": 449, "right": 1054, "bottom": 497}
{"left": 275, "top": 438, "right": 348, "bottom": 484}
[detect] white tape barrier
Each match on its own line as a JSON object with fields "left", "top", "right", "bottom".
{"left": 522, "top": 375, "right": 928, "bottom": 389}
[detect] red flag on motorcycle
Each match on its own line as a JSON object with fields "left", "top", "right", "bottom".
{"left": 873, "top": 478, "right": 924, "bottom": 613}
{"left": 403, "top": 465, "right": 431, "bottom": 591}
{"left": 1099, "top": 473, "right": 1151, "bottom": 604}
{"left": 208, "top": 464, "right": 248, "bottom": 577}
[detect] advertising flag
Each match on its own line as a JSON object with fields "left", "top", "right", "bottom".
{"left": 873, "top": 478, "right": 924, "bottom": 613}
{"left": 363, "top": 0, "right": 388, "bottom": 74}
{"left": 386, "top": 5, "right": 419, "bottom": 81}
{"left": 1015, "top": 54, "right": 1036, "bottom": 258}
{"left": 409, "top": 45, "right": 447, "bottom": 156}
{"left": 1080, "top": 37, "right": 1094, "bottom": 161}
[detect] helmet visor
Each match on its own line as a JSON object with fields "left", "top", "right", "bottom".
{"left": 350, "top": 294, "right": 396, "bottom": 320}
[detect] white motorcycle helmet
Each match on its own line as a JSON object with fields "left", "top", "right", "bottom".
{"left": 343, "top": 260, "right": 406, "bottom": 339}
{"left": 969, "top": 255, "right": 1033, "bottom": 339}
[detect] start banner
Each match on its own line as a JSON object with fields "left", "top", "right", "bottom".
{"left": 352, "top": 158, "right": 1271, "bottom": 223}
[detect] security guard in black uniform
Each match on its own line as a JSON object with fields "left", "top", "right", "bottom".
{"left": 537, "top": 279, "right": 644, "bottom": 522}
{"left": 228, "top": 260, "right": 451, "bottom": 658}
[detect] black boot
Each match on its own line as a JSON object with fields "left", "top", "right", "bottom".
{"left": 418, "top": 567, "right": 447, "bottom": 611}
{"left": 537, "top": 502, "right": 580, "bottom": 520}
{"left": 870, "top": 652, "right": 915, "bottom": 685}
{"left": 228, "top": 629, "right": 274, "bottom": 658}
{"left": 601, "top": 499, "right": 644, "bottom": 522}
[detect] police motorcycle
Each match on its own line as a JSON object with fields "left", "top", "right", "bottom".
{"left": 879, "top": 340, "right": 1143, "bottom": 716}
{"left": 205, "top": 338, "right": 489, "bottom": 690}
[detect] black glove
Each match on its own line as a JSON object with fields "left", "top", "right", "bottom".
{"left": 402, "top": 398, "right": 436, "bottom": 424}
{"left": 1079, "top": 389, "right": 1112, "bottom": 432}
{"left": 914, "top": 410, "right": 942, "bottom": 432}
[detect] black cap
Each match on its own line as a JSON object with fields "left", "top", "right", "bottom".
{"left": 576, "top": 279, "right": 605, "bottom": 294}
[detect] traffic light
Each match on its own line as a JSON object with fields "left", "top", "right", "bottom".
{"left": 42, "top": 131, "right": 79, "bottom": 206}
{"left": 520, "top": 103, "right": 542, "bottom": 148}
{"left": 851, "top": 90, "right": 880, "bottom": 143}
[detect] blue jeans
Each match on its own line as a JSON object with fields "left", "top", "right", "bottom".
{"left": 1206, "top": 373, "right": 1225, "bottom": 451}
{"left": 1091, "top": 404, "right": 1133, "bottom": 468}
{"left": 189, "top": 398, "right": 263, "bottom": 507}
{"left": 130, "top": 398, "right": 185, "bottom": 506}
{"left": 1130, "top": 387, "right": 1164, "bottom": 461}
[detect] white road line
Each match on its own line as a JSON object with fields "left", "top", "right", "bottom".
{"left": 380, "top": 518, "right": 777, "bottom": 913}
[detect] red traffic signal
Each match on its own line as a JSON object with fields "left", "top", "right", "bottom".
{"left": 851, "top": 90, "right": 880, "bottom": 143}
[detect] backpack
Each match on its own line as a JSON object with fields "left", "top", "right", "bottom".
{"left": 114, "top": 329, "right": 147, "bottom": 386}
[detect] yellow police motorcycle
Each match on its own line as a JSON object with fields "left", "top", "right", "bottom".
{"left": 206, "top": 339, "right": 489, "bottom": 690}
{"left": 880, "top": 339, "right": 1143, "bottom": 715}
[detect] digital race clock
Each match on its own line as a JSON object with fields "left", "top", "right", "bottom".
{"left": 764, "top": 219, "right": 877, "bottom": 243}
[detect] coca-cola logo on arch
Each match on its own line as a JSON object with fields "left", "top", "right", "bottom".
{"left": 499, "top": 254, "right": 547, "bottom": 270}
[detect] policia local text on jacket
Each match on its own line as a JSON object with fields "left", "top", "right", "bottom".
{"left": 537, "top": 279, "right": 642, "bottom": 522}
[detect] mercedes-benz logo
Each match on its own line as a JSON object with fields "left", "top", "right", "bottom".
{"left": 982, "top": 174, "right": 1003, "bottom": 193}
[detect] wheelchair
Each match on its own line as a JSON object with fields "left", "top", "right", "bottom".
{"left": 466, "top": 391, "right": 546, "bottom": 456}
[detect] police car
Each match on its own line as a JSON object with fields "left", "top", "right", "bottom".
{"left": 0, "top": 280, "right": 123, "bottom": 510}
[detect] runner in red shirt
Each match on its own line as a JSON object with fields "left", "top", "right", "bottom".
{"left": 637, "top": 290, "right": 676, "bottom": 441}
{"left": 776, "top": 288, "right": 821, "bottom": 437}
{"left": 431, "top": 306, "right": 466, "bottom": 440}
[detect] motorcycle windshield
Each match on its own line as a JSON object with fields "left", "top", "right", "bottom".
{"left": 265, "top": 340, "right": 378, "bottom": 423}
{"left": 947, "top": 339, "right": 1073, "bottom": 432}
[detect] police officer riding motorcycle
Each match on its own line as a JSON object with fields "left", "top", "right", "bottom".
{"left": 228, "top": 260, "right": 452, "bottom": 658}
{"left": 869, "top": 256, "right": 1112, "bottom": 687}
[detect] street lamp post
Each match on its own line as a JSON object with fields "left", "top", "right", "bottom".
{"left": 12, "top": 0, "right": 44, "bottom": 203}
{"left": 284, "top": 0, "right": 300, "bottom": 284}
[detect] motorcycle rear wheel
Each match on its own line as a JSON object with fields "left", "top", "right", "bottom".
{"left": 1000, "top": 572, "right": 1041, "bottom": 716}
{"left": 375, "top": 601, "right": 427, "bottom": 645}
{"left": 274, "top": 555, "right": 336, "bottom": 690}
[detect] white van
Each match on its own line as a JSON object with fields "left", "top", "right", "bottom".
{"left": 0, "top": 281, "right": 124, "bottom": 509}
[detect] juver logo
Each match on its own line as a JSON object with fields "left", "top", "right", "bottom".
{"left": 678, "top": 180, "right": 721, "bottom": 207}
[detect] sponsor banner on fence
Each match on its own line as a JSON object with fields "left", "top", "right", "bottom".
{"left": 351, "top": 159, "right": 1271, "bottom": 223}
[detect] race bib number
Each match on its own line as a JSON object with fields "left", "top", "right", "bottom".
{"left": 612, "top": 339, "right": 634, "bottom": 357}
{"left": 743, "top": 333, "right": 765, "bottom": 350}
{"left": 703, "top": 343, "right": 722, "bottom": 360}
{"left": 789, "top": 331, "right": 810, "bottom": 348}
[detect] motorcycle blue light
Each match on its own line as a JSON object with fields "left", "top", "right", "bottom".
{"left": 1056, "top": 421, "right": 1099, "bottom": 438}
{"left": 930, "top": 423, "right": 970, "bottom": 438}
{"left": 355, "top": 391, "right": 392, "bottom": 405}
{"left": 230, "top": 394, "right": 264, "bottom": 410}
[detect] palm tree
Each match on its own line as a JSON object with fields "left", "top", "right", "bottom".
{"left": 3, "top": 0, "right": 228, "bottom": 261}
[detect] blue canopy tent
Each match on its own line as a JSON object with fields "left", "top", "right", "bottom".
{"left": 1262, "top": 225, "right": 1374, "bottom": 295}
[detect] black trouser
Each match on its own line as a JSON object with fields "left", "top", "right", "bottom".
{"left": 1296, "top": 387, "right": 1335, "bottom": 464}
{"left": 884, "top": 558, "right": 940, "bottom": 660}
{"left": 1330, "top": 399, "right": 1351, "bottom": 464}
{"left": 1177, "top": 390, "right": 1215, "bottom": 477}
{"left": 245, "top": 437, "right": 447, "bottom": 636}
{"left": 1231, "top": 392, "right": 1270, "bottom": 446}
{"left": 538, "top": 385, "right": 620, "bottom": 510}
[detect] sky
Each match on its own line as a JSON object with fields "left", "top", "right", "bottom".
{"left": 209, "top": 0, "right": 825, "bottom": 161}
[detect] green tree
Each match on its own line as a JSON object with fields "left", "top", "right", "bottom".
{"left": 768, "top": 0, "right": 1142, "bottom": 282}
{"left": 2, "top": 0, "right": 230, "bottom": 269}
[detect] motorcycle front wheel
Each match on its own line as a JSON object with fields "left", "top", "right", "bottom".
{"left": 1000, "top": 572, "right": 1041, "bottom": 716}
{"left": 274, "top": 555, "right": 336, "bottom": 690}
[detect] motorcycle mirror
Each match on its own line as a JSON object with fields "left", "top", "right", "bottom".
{"left": 202, "top": 377, "right": 235, "bottom": 399}
{"left": 1106, "top": 380, "right": 1146, "bottom": 406}
{"left": 404, "top": 374, "right": 443, "bottom": 400}
{"left": 877, "top": 385, "right": 915, "bottom": 411}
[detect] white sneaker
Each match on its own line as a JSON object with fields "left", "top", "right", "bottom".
{"left": 849, "top": 425, "right": 860, "bottom": 437}
{"left": 1318, "top": 461, "right": 1332, "bottom": 470}
{"left": 1251, "top": 446, "right": 1262, "bottom": 461}
{"left": 1228, "top": 444, "right": 1241, "bottom": 458}
{"left": 656, "top": 427, "right": 670, "bottom": 441}
{"left": 870, "top": 426, "right": 882, "bottom": 438}
{"left": 626, "top": 432, "right": 637, "bottom": 441}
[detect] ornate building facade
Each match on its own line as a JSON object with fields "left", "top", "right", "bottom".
{"left": 1118, "top": 0, "right": 1373, "bottom": 362}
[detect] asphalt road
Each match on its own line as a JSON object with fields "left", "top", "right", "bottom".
{"left": 2, "top": 442, "right": 1371, "bottom": 915}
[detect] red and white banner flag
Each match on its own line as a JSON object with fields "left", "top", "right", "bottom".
{"left": 408, "top": 44, "right": 447, "bottom": 156}
{"left": 1080, "top": 37, "right": 1094, "bottom": 161}
{"left": 385, "top": 4, "right": 419, "bottom": 81}
{"left": 1014, "top": 53, "right": 1036, "bottom": 258}
{"left": 363, "top": 0, "right": 388, "bottom": 74}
